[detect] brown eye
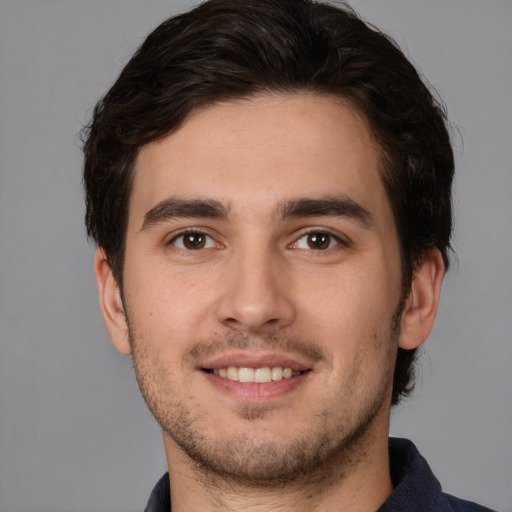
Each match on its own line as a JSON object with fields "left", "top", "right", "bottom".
{"left": 292, "top": 231, "right": 342, "bottom": 251}
{"left": 171, "top": 232, "right": 216, "bottom": 250}
{"left": 183, "top": 233, "right": 206, "bottom": 249}
{"left": 306, "top": 232, "right": 331, "bottom": 250}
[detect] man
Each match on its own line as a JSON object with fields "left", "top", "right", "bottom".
{"left": 82, "top": 1, "right": 496, "bottom": 510}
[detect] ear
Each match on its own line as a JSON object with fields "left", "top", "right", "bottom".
{"left": 94, "top": 249, "right": 132, "bottom": 355}
{"left": 398, "top": 249, "right": 445, "bottom": 350}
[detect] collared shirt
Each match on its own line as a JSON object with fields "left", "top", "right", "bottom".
{"left": 144, "top": 438, "right": 496, "bottom": 512}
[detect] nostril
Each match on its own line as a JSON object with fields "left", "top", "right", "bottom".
{"left": 220, "top": 316, "right": 281, "bottom": 333}
{"left": 222, "top": 317, "right": 239, "bottom": 329}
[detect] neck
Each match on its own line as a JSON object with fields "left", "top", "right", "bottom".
{"left": 163, "top": 413, "right": 393, "bottom": 512}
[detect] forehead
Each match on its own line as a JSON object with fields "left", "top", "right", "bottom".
{"left": 129, "top": 94, "right": 387, "bottom": 224}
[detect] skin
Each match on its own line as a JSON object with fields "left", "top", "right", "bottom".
{"left": 95, "top": 94, "right": 444, "bottom": 512}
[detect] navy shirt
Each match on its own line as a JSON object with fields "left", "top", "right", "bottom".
{"left": 144, "top": 438, "right": 496, "bottom": 511}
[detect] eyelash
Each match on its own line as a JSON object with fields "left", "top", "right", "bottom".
{"left": 168, "top": 228, "right": 348, "bottom": 252}
{"left": 168, "top": 230, "right": 220, "bottom": 251}
{"left": 290, "top": 229, "right": 348, "bottom": 251}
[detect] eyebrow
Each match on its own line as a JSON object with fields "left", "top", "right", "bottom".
{"left": 140, "top": 198, "right": 229, "bottom": 231}
{"left": 140, "top": 194, "right": 373, "bottom": 232}
{"left": 279, "top": 195, "right": 373, "bottom": 227}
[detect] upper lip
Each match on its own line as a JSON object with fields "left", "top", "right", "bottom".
{"left": 199, "top": 351, "right": 313, "bottom": 372}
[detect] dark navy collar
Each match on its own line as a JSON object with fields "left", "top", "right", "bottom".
{"left": 380, "top": 438, "right": 495, "bottom": 512}
{"left": 379, "top": 437, "right": 445, "bottom": 511}
{"left": 144, "top": 471, "right": 170, "bottom": 512}
{"left": 144, "top": 438, "right": 495, "bottom": 512}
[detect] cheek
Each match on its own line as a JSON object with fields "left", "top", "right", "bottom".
{"left": 298, "top": 265, "right": 395, "bottom": 329}
{"left": 296, "top": 265, "right": 399, "bottom": 367}
{"left": 125, "top": 262, "right": 220, "bottom": 341}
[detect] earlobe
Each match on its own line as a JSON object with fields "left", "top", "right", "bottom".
{"left": 398, "top": 249, "right": 445, "bottom": 350}
{"left": 93, "top": 249, "right": 132, "bottom": 355}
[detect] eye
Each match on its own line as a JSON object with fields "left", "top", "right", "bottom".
{"left": 170, "top": 231, "right": 217, "bottom": 250}
{"left": 293, "top": 231, "right": 341, "bottom": 250}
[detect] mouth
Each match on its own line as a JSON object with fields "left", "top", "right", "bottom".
{"left": 198, "top": 352, "right": 314, "bottom": 400}
{"left": 202, "top": 366, "right": 305, "bottom": 383}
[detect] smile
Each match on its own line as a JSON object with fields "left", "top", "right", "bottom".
{"left": 205, "top": 366, "right": 303, "bottom": 383}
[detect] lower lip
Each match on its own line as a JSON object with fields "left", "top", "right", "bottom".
{"left": 202, "top": 371, "right": 310, "bottom": 401}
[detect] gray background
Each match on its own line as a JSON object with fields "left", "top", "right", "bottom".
{"left": 0, "top": 1, "right": 511, "bottom": 511}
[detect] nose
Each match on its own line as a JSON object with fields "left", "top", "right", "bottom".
{"left": 216, "top": 246, "right": 296, "bottom": 334}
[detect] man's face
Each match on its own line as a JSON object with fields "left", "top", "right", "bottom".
{"left": 113, "top": 94, "right": 407, "bottom": 482}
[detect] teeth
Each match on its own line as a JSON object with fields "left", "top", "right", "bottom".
{"left": 239, "top": 367, "right": 254, "bottom": 383}
{"left": 271, "top": 367, "right": 283, "bottom": 381}
{"left": 227, "top": 366, "right": 239, "bottom": 381}
{"left": 212, "top": 366, "right": 301, "bottom": 383}
{"left": 255, "top": 367, "right": 271, "bottom": 383}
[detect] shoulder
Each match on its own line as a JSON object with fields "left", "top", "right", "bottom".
{"left": 382, "top": 438, "right": 497, "bottom": 512}
{"left": 441, "top": 493, "right": 497, "bottom": 512}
